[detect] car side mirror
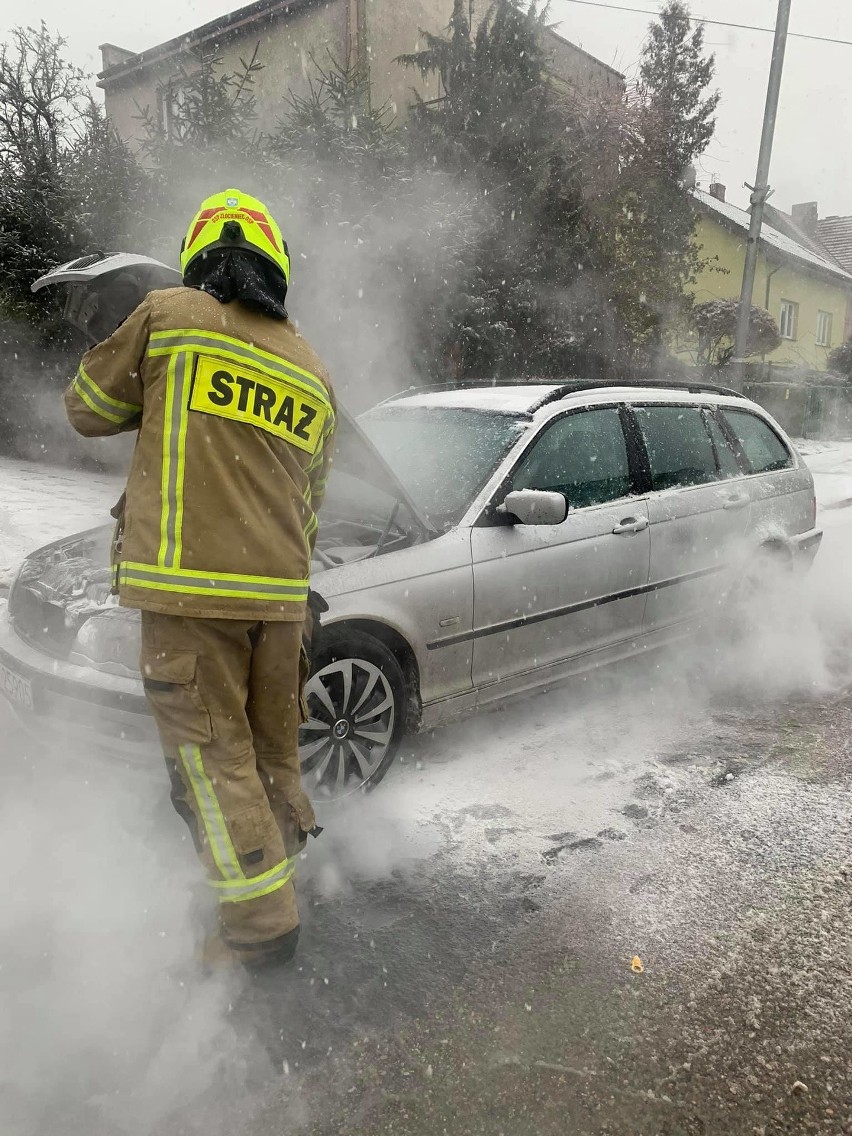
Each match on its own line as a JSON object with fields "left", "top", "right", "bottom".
{"left": 499, "top": 489, "right": 568, "bottom": 526}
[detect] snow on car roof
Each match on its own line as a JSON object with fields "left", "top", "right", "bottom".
{"left": 377, "top": 380, "right": 750, "bottom": 417}
{"left": 379, "top": 385, "right": 558, "bottom": 413}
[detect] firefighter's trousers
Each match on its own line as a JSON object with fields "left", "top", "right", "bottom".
{"left": 139, "top": 611, "right": 316, "bottom": 962}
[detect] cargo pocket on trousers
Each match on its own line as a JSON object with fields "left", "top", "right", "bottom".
{"left": 229, "top": 802, "right": 281, "bottom": 872}
{"left": 281, "top": 789, "right": 318, "bottom": 857}
{"left": 140, "top": 649, "right": 214, "bottom": 746}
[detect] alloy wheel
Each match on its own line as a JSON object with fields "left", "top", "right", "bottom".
{"left": 299, "top": 657, "right": 396, "bottom": 797}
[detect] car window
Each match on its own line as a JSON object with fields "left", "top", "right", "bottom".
{"left": 722, "top": 409, "right": 793, "bottom": 474}
{"left": 705, "top": 413, "right": 741, "bottom": 479}
{"left": 511, "top": 408, "right": 632, "bottom": 509}
{"left": 360, "top": 407, "right": 525, "bottom": 528}
{"left": 634, "top": 405, "right": 719, "bottom": 491}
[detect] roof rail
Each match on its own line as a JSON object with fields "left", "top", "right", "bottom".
{"left": 527, "top": 378, "right": 746, "bottom": 412}
{"left": 375, "top": 377, "right": 747, "bottom": 411}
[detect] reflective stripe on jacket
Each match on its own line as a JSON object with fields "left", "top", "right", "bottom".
{"left": 65, "top": 287, "right": 336, "bottom": 621}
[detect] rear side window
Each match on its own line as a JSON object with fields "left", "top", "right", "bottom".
{"left": 634, "top": 406, "right": 718, "bottom": 491}
{"left": 722, "top": 410, "right": 793, "bottom": 474}
{"left": 512, "top": 407, "right": 631, "bottom": 509}
{"left": 705, "top": 413, "right": 741, "bottom": 479}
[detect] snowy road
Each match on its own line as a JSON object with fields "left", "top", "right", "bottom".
{"left": 0, "top": 455, "right": 123, "bottom": 587}
{"left": 3, "top": 443, "right": 852, "bottom": 1135}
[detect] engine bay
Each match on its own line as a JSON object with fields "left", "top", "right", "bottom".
{"left": 9, "top": 488, "right": 420, "bottom": 674}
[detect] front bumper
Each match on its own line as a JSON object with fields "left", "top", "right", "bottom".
{"left": 0, "top": 601, "right": 158, "bottom": 764}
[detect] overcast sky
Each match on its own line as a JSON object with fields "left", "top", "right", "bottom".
{"left": 3, "top": 0, "right": 851, "bottom": 217}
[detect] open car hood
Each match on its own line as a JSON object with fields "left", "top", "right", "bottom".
{"left": 33, "top": 251, "right": 432, "bottom": 537}
{"left": 32, "top": 252, "right": 182, "bottom": 344}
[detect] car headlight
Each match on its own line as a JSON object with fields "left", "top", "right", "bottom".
{"left": 7, "top": 556, "right": 44, "bottom": 620}
{"left": 69, "top": 608, "right": 141, "bottom": 678}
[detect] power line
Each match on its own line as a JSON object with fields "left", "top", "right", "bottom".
{"left": 561, "top": 0, "right": 852, "bottom": 48}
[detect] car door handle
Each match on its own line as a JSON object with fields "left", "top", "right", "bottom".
{"left": 612, "top": 517, "right": 649, "bottom": 535}
{"left": 722, "top": 493, "right": 750, "bottom": 511}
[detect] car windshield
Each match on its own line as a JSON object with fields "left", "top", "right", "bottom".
{"left": 359, "top": 406, "right": 526, "bottom": 528}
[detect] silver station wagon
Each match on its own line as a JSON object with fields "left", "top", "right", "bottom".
{"left": 0, "top": 258, "right": 822, "bottom": 799}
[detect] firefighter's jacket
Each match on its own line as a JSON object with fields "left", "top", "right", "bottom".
{"left": 65, "top": 287, "right": 336, "bottom": 622}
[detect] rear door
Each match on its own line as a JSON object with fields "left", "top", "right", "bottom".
{"left": 470, "top": 405, "right": 651, "bottom": 687}
{"left": 631, "top": 402, "right": 752, "bottom": 633}
{"left": 719, "top": 407, "right": 813, "bottom": 539}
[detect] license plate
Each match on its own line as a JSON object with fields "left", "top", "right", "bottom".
{"left": 0, "top": 661, "right": 33, "bottom": 711}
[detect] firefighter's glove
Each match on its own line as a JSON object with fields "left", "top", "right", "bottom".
{"left": 282, "top": 789, "right": 321, "bottom": 856}
{"left": 304, "top": 589, "right": 329, "bottom": 656}
{"left": 307, "top": 588, "right": 329, "bottom": 623}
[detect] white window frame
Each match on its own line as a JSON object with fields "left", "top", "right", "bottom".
{"left": 816, "top": 309, "right": 833, "bottom": 348}
{"left": 779, "top": 300, "right": 799, "bottom": 341}
{"left": 159, "top": 80, "right": 189, "bottom": 142}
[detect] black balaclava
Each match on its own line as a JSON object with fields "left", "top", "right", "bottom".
{"left": 183, "top": 247, "right": 289, "bottom": 320}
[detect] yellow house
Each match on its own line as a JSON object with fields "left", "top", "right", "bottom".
{"left": 681, "top": 186, "right": 852, "bottom": 372}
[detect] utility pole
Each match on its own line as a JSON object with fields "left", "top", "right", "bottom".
{"left": 733, "top": 0, "right": 792, "bottom": 391}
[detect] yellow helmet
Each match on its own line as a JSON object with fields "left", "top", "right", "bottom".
{"left": 180, "top": 189, "right": 290, "bottom": 282}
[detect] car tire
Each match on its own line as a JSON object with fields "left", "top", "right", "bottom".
{"left": 720, "top": 542, "right": 794, "bottom": 641}
{"left": 298, "top": 628, "right": 407, "bottom": 800}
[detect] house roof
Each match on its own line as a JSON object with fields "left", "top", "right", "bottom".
{"left": 98, "top": 0, "right": 626, "bottom": 90}
{"left": 98, "top": 0, "right": 316, "bottom": 86}
{"left": 693, "top": 188, "right": 852, "bottom": 287}
{"left": 544, "top": 27, "right": 625, "bottom": 81}
{"left": 817, "top": 216, "right": 852, "bottom": 275}
{"left": 762, "top": 202, "right": 842, "bottom": 266}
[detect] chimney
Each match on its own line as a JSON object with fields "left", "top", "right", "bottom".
{"left": 792, "top": 201, "right": 819, "bottom": 237}
{"left": 99, "top": 43, "right": 136, "bottom": 72}
{"left": 709, "top": 181, "right": 726, "bottom": 203}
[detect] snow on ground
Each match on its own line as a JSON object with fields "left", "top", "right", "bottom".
{"left": 0, "top": 457, "right": 123, "bottom": 588}
{"left": 797, "top": 437, "right": 852, "bottom": 508}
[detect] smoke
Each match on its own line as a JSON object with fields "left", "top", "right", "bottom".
{"left": 0, "top": 145, "right": 486, "bottom": 1133}
{"left": 682, "top": 510, "right": 852, "bottom": 707}
{"left": 303, "top": 486, "right": 852, "bottom": 901}
{"left": 0, "top": 321, "right": 134, "bottom": 472}
{"left": 0, "top": 739, "right": 274, "bottom": 1136}
{"left": 139, "top": 150, "right": 485, "bottom": 413}
{"left": 1, "top": 138, "right": 482, "bottom": 472}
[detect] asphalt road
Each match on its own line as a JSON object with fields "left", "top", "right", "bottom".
{"left": 3, "top": 452, "right": 852, "bottom": 1135}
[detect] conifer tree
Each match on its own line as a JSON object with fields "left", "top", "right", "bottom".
{"left": 0, "top": 25, "right": 143, "bottom": 333}
{"left": 398, "top": 0, "right": 619, "bottom": 379}
{"left": 599, "top": 1, "right": 720, "bottom": 360}
{"left": 637, "top": 0, "right": 720, "bottom": 178}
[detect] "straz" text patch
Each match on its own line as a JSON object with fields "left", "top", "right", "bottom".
{"left": 189, "top": 355, "right": 328, "bottom": 454}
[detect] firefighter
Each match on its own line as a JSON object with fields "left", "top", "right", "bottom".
{"left": 65, "top": 189, "right": 336, "bottom": 969}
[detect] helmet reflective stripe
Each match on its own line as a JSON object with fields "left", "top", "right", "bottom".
{"left": 243, "top": 209, "right": 282, "bottom": 252}
{"left": 180, "top": 188, "right": 290, "bottom": 283}
{"left": 185, "top": 207, "right": 223, "bottom": 252}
